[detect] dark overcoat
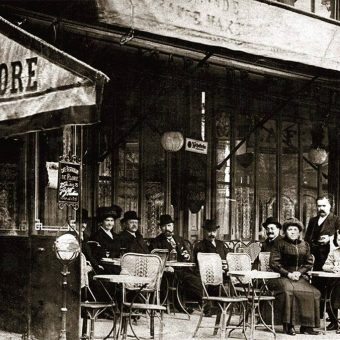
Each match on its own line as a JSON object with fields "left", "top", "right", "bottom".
{"left": 91, "top": 227, "right": 121, "bottom": 259}
{"left": 118, "top": 230, "right": 150, "bottom": 254}
{"left": 193, "top": 238, "right": 228, "bottom": 262}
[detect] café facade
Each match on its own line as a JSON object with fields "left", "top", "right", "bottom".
{"left": 0, "top": 0, "right": 339, "bottom": 338}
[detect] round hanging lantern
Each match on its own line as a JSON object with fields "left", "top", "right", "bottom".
{"left": 308, "top": 147, "right": 328, "bottom": 165}
{"left": 161, "top": 132, "right": 184, "bottom": 152}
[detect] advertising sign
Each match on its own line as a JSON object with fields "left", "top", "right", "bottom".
{"left": 185, "top": 138, "right": 208, "bottom": 154}
{"left": 57, "top": 159, "right": 80, "bottom": 210}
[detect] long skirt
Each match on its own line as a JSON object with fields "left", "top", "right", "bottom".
{"left": 266, "top": 276, "right": 321, "bottom": 327}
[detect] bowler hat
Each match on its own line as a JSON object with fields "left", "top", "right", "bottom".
{"left": 202, "top": 219, "right": 220, "bottom": 232}
{"left": 282, "top": 217, "right": 304, "bottom": 233}
{"left": 262, "top": 217, "right": 282, "bottom": 229}
{"left": 159, "top": 214, "right": 174, "bottom": 226}
{"left": 97, "top": 205, "right": 122, "bottom": 221}
{"left": 121, "top": 210, "right": 140, "bottom": 223}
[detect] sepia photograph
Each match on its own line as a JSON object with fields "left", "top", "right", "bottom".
{"left": 0, "top": 0, "right": 339, "bottom": 339}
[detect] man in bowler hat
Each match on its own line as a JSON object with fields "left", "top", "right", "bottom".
{"left": 150, "top": 214, "right": 203, "bottom": 309}
{"left": 193, "top": 219, "right": 228, "bottom": 260}
{"left": 261, "top": 217, "right": 282, "bottom": 252}
{"left": 119, "top": 211, "right": 150, "bottom": 254}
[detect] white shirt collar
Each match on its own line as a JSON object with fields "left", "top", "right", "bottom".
{"left": 318, "top": 214, "right": 329, "bottom": 226}
{"left": 127, "top": 230, "right": 136, "bottom": 237}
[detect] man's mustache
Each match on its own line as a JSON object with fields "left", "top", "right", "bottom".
{"left": 208, "top": 234, "right": 216, "bottom": 239}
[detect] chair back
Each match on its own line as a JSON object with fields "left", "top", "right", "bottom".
{"left": 258, "top": 252, "right": 272, "bottom": 272}
{"left": 226, "top": 252, "right": 252, "bottom": 285}
{"left": 121, "top": 253, "right": 163, "bottom": 292}
{"left": 81, "top": 252, "right": 93, "bottom": 290}
{"left": 236, "top": 242, "right": 261, "bottom": 263}
{"left": 197, "top": 252, "right": 223, "bottom": 286}
{"left": 151, "top": 249, "right": 169, "bottom": 271}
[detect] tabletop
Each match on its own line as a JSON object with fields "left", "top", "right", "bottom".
{"left": 102, "top": 257, "right": 197, "bottom": 268}
{"left": 228, "top": 270, "right": 280, "bottom": 279}
{"left": 94, "top": 274, "right": 153, "bottom": 284}
{"left": 308, "top": 270, "right": 340, "bottom": 278}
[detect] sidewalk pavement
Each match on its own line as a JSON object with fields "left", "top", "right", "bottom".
{"left": 85, "top": 311, "right": 340, "bottom": 340}
{"left": 0, "top": 311, "right": 339, "bottom": 339}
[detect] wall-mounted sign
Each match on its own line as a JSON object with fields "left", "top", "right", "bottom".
{"left": 185, "top": 138, "right": 208, "bottom": 154}
{"left": 57, "top": 157, "right": 80, "bottom": 210}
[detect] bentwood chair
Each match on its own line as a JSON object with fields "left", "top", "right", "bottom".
{"left": 193, "top": 253, "right": 248, "bottom": 339}
{"left": 226, "top": 252, "right": 276, "bottom": 336}
{"left": 120, "top": 253, "right": 166, "bottom": 340}
{"left": 80, "top": 253, "right": 116, "bottom": 340}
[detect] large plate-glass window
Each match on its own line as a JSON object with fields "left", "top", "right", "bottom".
{"left": 0, "top": 138, "right": 27, "bottom": 236}
{"left": 33, "top": 129, "right": 68, "bottom": 235}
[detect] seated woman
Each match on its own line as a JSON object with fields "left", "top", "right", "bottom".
{"left": 322, "top": 228, "right": 340, "bottom": 332}
{"left": 269, "top": 217, "right": 321, "bottom": 336}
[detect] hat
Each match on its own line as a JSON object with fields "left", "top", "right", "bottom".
{"left": 282, "top": 217, "right": 304, "bottom": 233}
{"left": 97, "top": 205, "right": 122, "bottom": 221}
{"left": 77, "top": 208, "right": 89, "bottom": 222}
{"left": 262, "top": 217, "right": 282, "bottom": 229}
{"left": 159, "top": 214, "right": 174, "bottom": 226}
{"left": 202, "top": 219, "right": 220, "bottom": 232}
{"left": 121, "top": 210, "right": 140, "bottom": 223}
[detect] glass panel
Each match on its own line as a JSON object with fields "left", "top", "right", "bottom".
{"left": 295, "top": 0, "right": 332, "bottom": 17}
{"left": 98, "top": 155, "right": 112, "bottom": 207}
{"left": 234, "top": 114, "right": 255, "bottom": 241}
{"left": 0, "top": 138, "right": 27, "bottom": 236}
{"left": 142, "top": 125, "right": 165, "bottom": 237}
{"left": 301, "top": 120, "right": 318, "bottom": 226}
{"left": 281, "top": 121, "right": 299, "bottom": 221}
{"left": 215, "top": 109, "right": 231, "bottom": 239}
{"left": 117, "top": 142, "right": 139, "bottom": 214}
{"left": 257, "top": 119, "right": 277, "bottom": 238}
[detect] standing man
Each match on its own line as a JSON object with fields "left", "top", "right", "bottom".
{"left": 119, "top": 211, "right": 150, "bottom": 254}
{"left": 193, "top": 219, "right": 228, "bottom": 260}
{"left": 305, "top": 194, "right": 340, "bottom": 328}
{"left": 150, "top": 214, "right": 202, "bottom": 310}
{"left": 305, "top": 195, "right": 340, "bottom": 271}
{"left": 261, "top": 217, "right": 282, "bottom": 252}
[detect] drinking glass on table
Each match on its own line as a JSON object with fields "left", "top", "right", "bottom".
{"left": 105, "top": 250, "right": 110, "bottom": 258}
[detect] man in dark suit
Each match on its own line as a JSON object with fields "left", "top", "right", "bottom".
{"left": 193, "top": 219, "right": 228, "bottom": 260}
{"left": 305, "top": 194, "right": 340, "bottom": 330}
{"left": 150, "top": 214, "right": 202, "bottom": 310}
{"left": 91, "top": 205, "right": 122, "bottom": 268}
{"left": 261, "top": 217, "right": 282, "bottom": 252}
{"left": 119, "top": 211, "right": 150, "bottom": 254}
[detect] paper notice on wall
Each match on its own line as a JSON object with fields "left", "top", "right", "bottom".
{"left": 46, "top": 162, "right": 59, "bottom": 189}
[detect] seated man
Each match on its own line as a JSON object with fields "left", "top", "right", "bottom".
{"left": 193, "top": 219, "right": 228, "bottom": 260}
{"left": 119, "top": 211, "right": 150, "bottom": 254}
{"left": 261, "top": 217, "right": 282, "bottom": 252}
{"left": 150, "top": 214, "right": 202, "bottom": 311}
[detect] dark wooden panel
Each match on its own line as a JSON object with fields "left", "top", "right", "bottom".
{"left": 0, "top": 237, "right": 30, "bottom": 333}
{"left": 31, "top": 236, "right": 80, "bottom": 340}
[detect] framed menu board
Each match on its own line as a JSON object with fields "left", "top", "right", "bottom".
{"left": 57, "top": 158, "right": 80, "bottom": 210}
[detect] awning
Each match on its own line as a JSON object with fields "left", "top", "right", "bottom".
{"left": 95, "top": 0, "right": 340, "bottom": 73}
{"left": 0, "top": 15, "right": 109, "bottom": 137}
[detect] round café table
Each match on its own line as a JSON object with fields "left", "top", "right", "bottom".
{"left": 308, "top": 270, "right": 340, "bottom": 334}
{"left": 228, "top": 270, "right": 280, "bottom": 340}
{"left": 94, "top": 274, "right": 153, "bottom": 340}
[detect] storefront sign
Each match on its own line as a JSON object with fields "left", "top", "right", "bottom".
{"left": 57, "top": 160, "right": 80, "bottom": 210}
{"left": 185, "top": 138, "right": 208, "bottom": 154}
{"left": 96, "top": 0, "right": 340, "bottom": 72}
{"left": 0, "top": 16, "right": 109, "bottom": 137}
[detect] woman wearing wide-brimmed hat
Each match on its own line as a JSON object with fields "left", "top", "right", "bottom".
{"left": 269, "top": 217, "right": 321, "bottom": 336}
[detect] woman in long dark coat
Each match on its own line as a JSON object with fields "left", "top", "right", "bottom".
{"left": 269, "top": 217, "right": 321, "bottom": 336}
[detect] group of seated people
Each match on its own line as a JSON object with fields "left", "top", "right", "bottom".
{"left": 81, "top": 194, "right": 340, "bottom": 336}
